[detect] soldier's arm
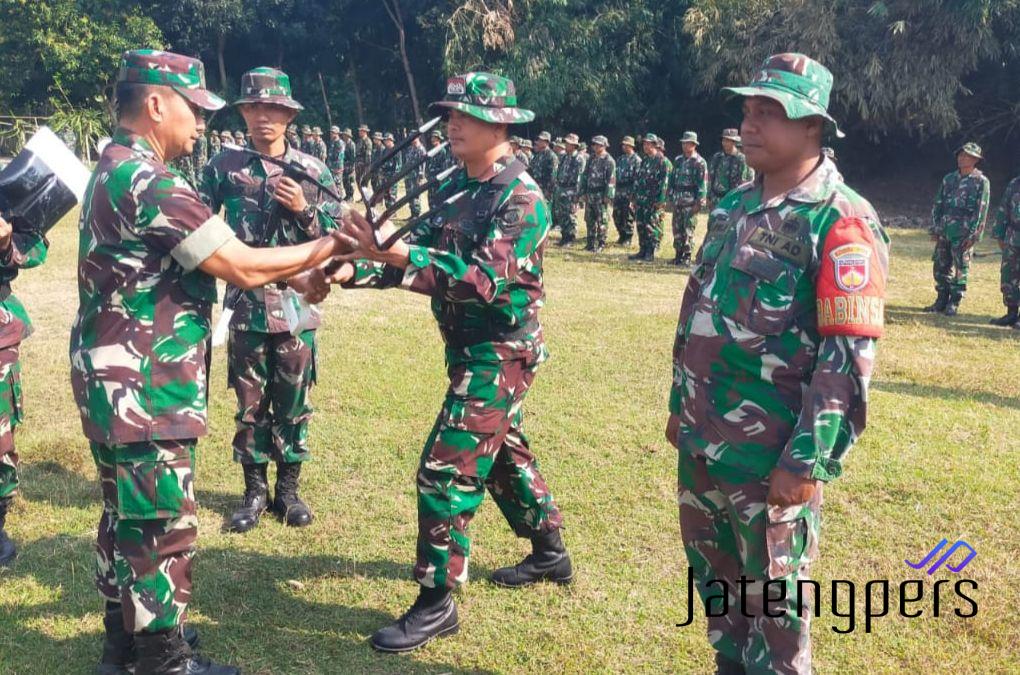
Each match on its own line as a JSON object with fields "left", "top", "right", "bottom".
{"left": 930, "top": 177, "right": 947, "bottom": 231}
{"left": 992, "top": 183, "right": 1012, "bottom": 241}
{"left": 197, "top": 160, "right": 222, "bottom": 212}
{"left": 655, "top": 164, "right": 670, "bottom": 206}
{"left": 606, "top": 160, "right": 616, "bottom": 201}
{"left": 696, "top": 160, "right": 708, "bottom": 204}
{"left": 971, "top": 177, "right": 991, "bottom": 242}
{"left": 778, "top": 216, "right": 888, "bottom": 482}
{"left": 0, "top": 229, "right": 48, "bottom": 270}
{"left": 312, "top": 166, "right": 343, "bottom": 231}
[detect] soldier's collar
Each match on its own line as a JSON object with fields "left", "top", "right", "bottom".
{"left": 746, "top": 156, "right": 842, "bottom": 213}
{"left": 468, "top": 153, "right": 516, "bottom": 184}
{"left": 112, "top": 127, "right": 159, "bottom": 163}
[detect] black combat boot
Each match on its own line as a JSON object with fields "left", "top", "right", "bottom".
{"left": 227, "top": 463, "right": 269, "bottom": 533}
{"left": 714, "top": 651, "right": 746, "bottom": 675}
{"left": 0, "top": 496, "right": 15, "bottom": 567}
{"left": 134, "top": 627, "right": 238, "bottom": 675}
{"left": 557, "top": 233, "right": 576, "bottom": 247}
{"left": 370, "top": 586, "right": 459, "bottom": 653}
{"left": 923, "top": 290, "right": 949, "bottom": 313}
{"left": 583, "top": 237, "right": 595, "bottom": 252}
{"left": 272, "top": 462, "right": 312, "bottom": 527}
{"left": 641, "top": 246, "right": 656, "bottom": 263}
{"left": 617, "top": 234, "right": 632, "bottom": 246}
{"left": 989, "top": 305, "right": 1019, "bottom": 326}
{"left": 491, "top": 529, "right": 574, "bottom": 588}
{"left": 628, "top": 244, "right": 646, "bottom": 261}
{"left": 96, "top": 602, "right": 134, "bottom": 675}
{"left": 943, "top": 293, "right": 962, "bottom": 316}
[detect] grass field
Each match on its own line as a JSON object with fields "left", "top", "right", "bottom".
{"left": 0, "top": 206, "right": 1018, "bottom": 674}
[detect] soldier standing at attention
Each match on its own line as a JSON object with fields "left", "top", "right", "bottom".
{"left": 369, "top": 131, "right": 385, "bottom": 193}
{"left": 708, "top": 128, "right": 752, "bottom": 208}
{"left": 71, "top": 49, "right": 346, "bottom": 675}
{"left": 991, "top": 172, "right": 1020, "bottom": 327}
{"left": 521, "top": 139, "right": 533, "bottom": 163}
{"left": 300, "top": 124, "right": 313, "bottom": 155}
{"left": 286, "top": 123, "right": 300, "bottom": 148}
{"left": 209, "top": 128, "right": 221, "bottom": 156}
{"left": 553, "top": 133, "right": 584, "bottom": 246}
{"left": 311, "top": 126, "right": 328, "bottom": 162}
{"left": 580, "top": 135, "right": 616, "bottom": 253}
{"left": 379, "top": 132, "right": 402, "bottom": 210}
{"left": 925, "top": 142, "right": 990, "bottom": 316}
{"left": 403, "top": 135, "right": 426, "bottom": 218}
{"left": 630, "top": 133, "right": 670, "bottom": 262}
{"left": 529, "top": 131, "right": 559, "bottom": 199}
{"left": 327, "top": 125, "right": 347, "bottom": 200}
{"left": 219, "top": 129, "right": 232, "bottom": 150}
{"left": 199, "top": 66, "right": 343, "bottom": 535}
{"left": 667, "top": 53, "right": 888, "bottom": 675}
{"left": 424, "top": 129, "right": 454, "bottom": 210}
{"left": 355, "top": 124, "right": 373, "bottom": 189}
{"left": 668, "top": 131, "right": 708, "bottom": 266}
{"left": 0, "top": 213, "right": 49, "bottom": 568}
{"left": 613, "top": 135, "right": 641, "bottom": 247}
{"left": 341, "top": 127, "right": 356, "bottom": 199}
{"left": 192, "top": 126, "right": 209, "bottom": 171}
{"left": 327, "top": 71, "right": 571, "bottom": 654}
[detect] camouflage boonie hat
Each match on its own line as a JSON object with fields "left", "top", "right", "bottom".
{"left": 553, "top": 140, "right": 565, "bottom": 149}
{"left": 680, "top": 131, "right": 699, "bottom": 145}
{"left": 330, "top": 125, "right": 340, "bottom": 134}
{"left": 522, "top": 139, "right": 533, "bottom": 149}
{"left": 219, "top": 130, "right": 232, "bottom": 139}
{"left": 655, "top": 137, "right": 665, "bottom": 149}
{"left": 564, "top": 133, "right": 580, "bottom": 145}
{"left": 358, "top": 124, "right": 369, "bottom": 132}
{"left": 723, "top": 53, "right": 844, "bottom": 138}
{"left": 287, "top": 124, "right": 297, "bottom": 133}
{"left": 621, "top": 135, "right": 636, "bottom": 147}
{"left": 234, "top": 67, "right": 303, "bottom": 110}
{"left": 537, "top": 131, "right": 552, "bottom": 141}
{"left": 721, "top": 128, "right": 741, "bottom": 142}
{"left": 591, "top": 135, "right": 608, "bottom": 146}
{"left": 430, "top": 72, "right": 534, "bottom": 124}
{"left": 117, "top": 49, "right": 225, "bottom": 111}
{"left": 234, "top": 131, "right": 245, "bottom": 139}
{"left": 313, "top": 126, "right": 323, "bottom": 135}
{"left": 956, "top": 142, "right": 983, "bottom": 160}
{"left": 372, "top": 131, "right": 383, "bottom": 140}
{"left": 509, "top": 135, "right": 521, "bottom": 145}
{"left": 579, "top": 141, "right": 588, "bottom": 151}
{"left": 301, "top": 125, "right": 311, "bottom": 134}
{"left": 430, "top": 129, "right": 443, "bottom": 139}
{"left": 383, "top": 132, "right": 395, "bottom": 142}
{"left": 643, "top": 133, "right": 660, "bottom": 145}
{"left": 341, "top": 128, "right": 353, "bottom": 136}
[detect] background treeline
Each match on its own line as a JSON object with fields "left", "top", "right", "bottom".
{"left": 3, "top": 0, "right": 1020, "bottom": 194}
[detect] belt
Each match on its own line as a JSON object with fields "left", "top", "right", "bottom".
{"left": 442, "top": 322, "right": 536, "bottom": 349}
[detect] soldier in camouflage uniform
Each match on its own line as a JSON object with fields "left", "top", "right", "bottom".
{"left": 925, "top": 142, "right": 990, "bottom": 316}
{"left": 553, "top": 133, "right": 585, "bottom": 245}
{"left": 311, "top": 126, "right": 328, "bottom": 162}
{"left": 327, "top": 125, "right": 347, "bottom": 200}
{"left": 300, "top": 124, "right": 313, "bottom": 155}
{"left": 199, "top": 66, "right": 343, "bottom": 535}
{"left": 613, "top": 135, "right": 641, "bottom": 247}
{"left": 991, "top": 173, "right": 1020, "bottom": 327}
{"left": 209, "top": 129, "right": 221, "bottom": 156}
{"left": 580, "top": 135, "right": 616, "bottom": 253}
{"left": 328, "top": 71, "right": 571, "bottom": 654}
{"left": 668, "top": 54, "right": 889, "bottom": 675}
{"left": 219, "top": 129, "right": 232, "bottom": 149}
{"left": 0, "top": 213, "right": 49, "bottom": 568}
{"left": 669, "top": 131, "right": 708, "bottom": 266}
{"left": 341, "top": 127, "right": 356, "bottom": 200}
{"left": 403, "top": 135, "right": 426, "bottom": 218}
{"left": 355, "top": 124, "right": 373, "bottom": 190}
{"left": 370, "top": 131, "right": 386, "bottom": 193}
{"left": 521, "top": 139, "right": 533, "bottom": 163}
{"left": 630, "top": 133, "right": 671, "bottom": 262}
{"left": 708, "top": 128, "right": 753, "bottom": 208}
{"left": 511, "top": 135, "right": 530, "bottom": 167}
{"left": 529, "top": 131, "right": 559, "bottom": 199}
{"left": 425, "top": 129, "right": 455, "bottom": 210}
{"left": 286, "top": 123, "right": 300, "bottom": 148}
{"left": 379, "top": 132, "right": 402, "bottom": 210}
{"left": 72, "top": 49, "right": 347, "bottom": 675}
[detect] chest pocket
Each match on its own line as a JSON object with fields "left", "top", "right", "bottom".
{"left": 728, "top": 234, "right": 809, "bottom": 336}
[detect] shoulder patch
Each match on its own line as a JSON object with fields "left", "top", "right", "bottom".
{"left": 816, "top": 216, "right": 886, "bottom": 338}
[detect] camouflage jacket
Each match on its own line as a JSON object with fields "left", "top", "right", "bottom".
{"left": 313, "top": 139, "right": 328, "bottom": 162}
{"left": 708, "top": 151, "right": 753, "bottom": 200}
{"left": 614, "top": 152, "right": 642, "bottom": 199}
{"left": 356, "top": 137, "right": 373, "bottom": 165}
{"left": 514, "top": 149, "right": 531, "bottom": 168}
{"left": 327, "top": 139, "right": 345, "bottom": 176}
{"left": 425, "top": 145, "right": 455, "bottom": 182}
{"left": 379, "top": 146, "right": 402, "bottom": 180}
{"left": 301, "top": 139, "right": 314, "bottom": 156}
{"left": 192, "top": 134, "right": 209, "bottom": 169}
{"left": 209, "top": 135, "right": 221, "bottom": 156}
{"left": 671, "top": 157, "right": 889, "bottom": 482}
{"left": 0, "top": 232, "right": 48, "bottom": 349}
{"left": 71, "top": 128, "right": 237, "bottom": 444}
{"left": 346, "top": 154, "right": 549, "bottom": 365}
{"left": 343, "top": 139, "right": 356, "bottom": 173}
{"left": 669, "top": 152, "right": 708, "bottom": 206}
{"left": 530, "top": 148, "right": 559, "bottom": 197}
{"left": 403, "top": 144, "right": 426, "bottom": 183}
{"left": 931, "top": 169, "right": 990, "bottom": 243}
{"left": 580, "top": 153, "right": 617, "bottom": 200}
{"left": 554, "top": 151, "right": 584, "bottom": 197}
{"left": 198, "top": 143, "right": 341, "bottom": 333}
{"left": 633, "top": 154, "right": 671, "bottom": 208}
{"left": 993, "top": 175, "right": 1020, "bottom": 247}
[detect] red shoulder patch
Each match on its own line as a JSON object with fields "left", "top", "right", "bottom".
{"left": 816, "top": 217, "right": 886, "bottom": 338}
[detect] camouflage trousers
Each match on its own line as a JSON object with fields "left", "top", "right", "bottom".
{"left": 932, "top": 237, "right": 973, "bottom": 296}
{"left": 613, "top": 194, "right": 635, "bottom": 239}
{"left": 635, "top": 205, "right": 664, "bottom": 250}
{"left": 228, "top": 329, "right": 316, "bottom": 465}
{"left": 415, "top": 356, "right": 563, "bottom": 590}
{"left": 999, "top": 244, "right": 1020, "bottom": 305}
{"left": 552, "top": 190, "right": 578, "bottom": 237}
{"left": 92, "top": 439, "right": 198, "bottom": 634}
{"left": 343, "top": 169, "right": 355, "bottom": 203}
{"left": 382, "top": 180, "right": 399, "bottom": 211}
{"left": 584, "top": 197, "right": 610, "bottom": 247}
{"left": 0, "top": 345, "right": 23, "bottom": 498}
{"left": 672, "top": 204, "right": 697, "bottom": 258}
{"left": 679, "top": 452, "right": 821, "bottom": 675}
{"left": 404, "top": 177, "right": 422, "bottom": 218}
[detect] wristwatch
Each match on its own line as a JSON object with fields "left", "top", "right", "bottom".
{"left": 300, "top": 204, "right": 316, "bottom": 223}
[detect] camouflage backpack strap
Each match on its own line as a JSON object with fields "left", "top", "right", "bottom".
{"left": 471, "top": 158, "right": 529, "bottom": 242}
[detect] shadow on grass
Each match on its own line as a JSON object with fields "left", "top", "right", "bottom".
{"left": 0, "top": 535, "right": 494, "bottom": 674}
{"left": 887, "top": 304, "right": 1020, "bottom": 342}
{"left": 17, "top": 460, "right": 97, "bottom": 510}
{"left": 873, "top": 379, "right": 1020, "bottom": 410}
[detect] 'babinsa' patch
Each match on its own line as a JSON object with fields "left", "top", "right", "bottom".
{"left": 830, "top": 243, "right": 871, "bottom": 292}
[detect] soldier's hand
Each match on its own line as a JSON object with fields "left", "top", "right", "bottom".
{"left": 325, "top": 261, "right": 355, "bottom": 285}
{"left": 665, "top": 414, "right": 682, "bottom": 450}
{"left": 335, "top": 209, "right": 409, "bottom": 267}
{"left": 0, "top": 217, "right": 11, "bottom": 251}
{"left": 766, "top": 467, "right": 819, "bottom": 507}
{"left": 274, "top": 177, "right": 309, "bottom": 213}
{"left": 287, "top": 268, "right": 331, "bottom": 304}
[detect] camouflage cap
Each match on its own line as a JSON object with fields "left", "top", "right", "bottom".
{"left": 721, "top": 128, "right": 741, "bottom": 142}
{"left": 117, "top": 49, "right": 225, "bottom": 111}
{"left": 301, "top": 125, "right": 312, "bottom": 134}
{"left": 553, "top": 140, "right": 565, "bottom": 149}
{"left": 219, "top": 130, "right": 232, "bottom": 138}
{"left": 680, "top": 131, "right": 699, "bottom": 145}
{"left": 509, "top": 135, "right": 521, "bottom": 145}
{"left": 429, "top": 72, "right": 535, "bottom": 124}
{"left": 313, "top": 126, "right": 323, "bottom": 135}
{"left": 384, "top": 132, "right": 395, "bottom": 141}
{"left": 234, "top": 131, "right": 245, "bottom": 138}
{"left": 655, "top": 137, "right": 665, "bottom": 149}
{"left": 358, "top": 124, "right": 370, "bottom": 132}
{"left": 234, "top": 66, "right": 303, "bottom": 110}
{"left": 341, "top": 128, "right": 353, "bottom": 136}
{"left": 956, "top": 142, "right": 983, "bottom": 160}
{"left": 537, "top": 131, "right": 552, "bottom": 141}
{"left": 330, "top": 125, "right": 340, "bottom": 134}
{"left": 372, "top": 131, "right": 383, "bottom": 140}
{"left": 287, "top": 124, "right": 297, "bottom": 133}
{"left": 643, "top": 133, "right": 660, "bottom": 145}
{"left": 564, "top": 133, "right": 579, "bottom": 145}
{"left": 621, "top": 135, "right": 636, "bottom": 147}
{"left": 430, "top": 129, "right": 444, "bottom": 139}
{"left": 591, "top": 135, "right": 608, "bottom": 146}
{"left": 522, "top": 139, "right": 533, "bottom": 149}
{"left": 723, "top": 53, "right": 844, "bottom": 138}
